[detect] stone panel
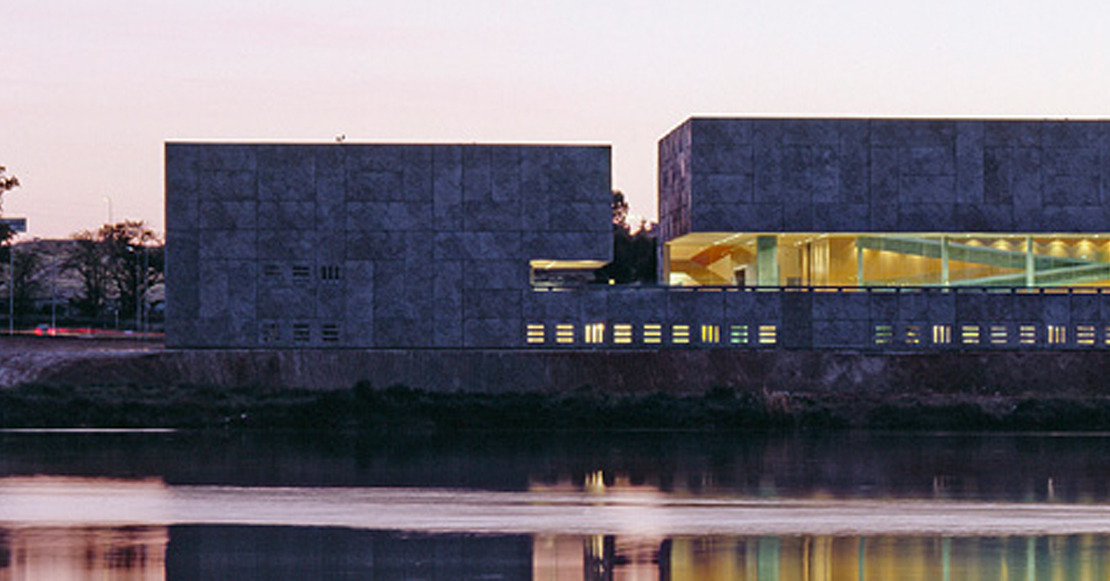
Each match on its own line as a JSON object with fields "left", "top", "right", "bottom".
{"left": 200, "top": 170, "right": 256, "bottom": 201}
{"left": 465, "top": 289, "right": 522, "bottom": 320}
{"left": 812, "top": 292, "right": 869, "bottom": 321}
{"left": 464, "top": 318, "right": 519, "bottom": 348}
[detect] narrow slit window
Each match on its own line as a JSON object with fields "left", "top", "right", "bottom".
{"left": 1077, "top": 325, "right": 1095, "bottom": 346}
{"left": 874, "top": 325, "right": 893, "bottom": 345}
{"left": 700, "top": 325, "right": 720, "bottom": 344}
{"left": 671, "top": 325, "right": 690, "bottom": 344}
{"left": 989, "top": 325, "right": 1009, "bottom": 345}
{"left": 526, "top": 323, "right": 545, "bottom": 344}
{"left": 292, "top": 323, "right": 311, "bottom": 343}
{"left": 758, "top": 325, "right": 777, "bottom": 345}
{"left": 729, "top": 325, "right": 749, "bottom": 345}
{"left": 320, "top": 265, "right": 343, "bottom": 282}
{"left": 1019, "top": 325, "right": 1038, "bottom": 345}
{"left": 292, "top": 265, "right": 312, "bottom": 284}
{"left": 961, "top": 325, "right": 980, "bottom": 345}
{"left": 932, "top": 325, "right": 951, "bottom": 345}
{"left": 1048, "top": 325, "right": 1067, "bottom": 345}
{"left": 321, "top": 323, "right": 341, "bottom": 343}
{"left": 643, "top": 324, "right": 663, "bottom": 344}
{"left": 903, "top": 325, "right": 921, "bottom": 345}
{"left": 613, "top": 324, "right": 633, "bottom": 345}
{"left": 555, "top": 324, "right": 575, "bottom": 344}
{"left": 584, "top": 323, "right": 606, "bottom": 344}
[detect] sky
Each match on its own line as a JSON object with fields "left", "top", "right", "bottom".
{"left": 4, "top": 0, "right": 1110, "bottom": 238}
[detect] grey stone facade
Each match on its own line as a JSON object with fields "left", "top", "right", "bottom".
{"left": 659, "top": 118, "right": 1110, "bottom": 240}
{"left": 165, "top": 143, "right": 612, "bottom": 348}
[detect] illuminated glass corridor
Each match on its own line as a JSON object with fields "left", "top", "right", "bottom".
{"left": 665, "top": 233, "right": 1110, "bottom": 288}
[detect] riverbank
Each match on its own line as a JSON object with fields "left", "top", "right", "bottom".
{"left": 4, "top": 336, "right": 1110, "bottom": 430}
{"left": 4, "top": 380, "right": 1110, "bottom": 431}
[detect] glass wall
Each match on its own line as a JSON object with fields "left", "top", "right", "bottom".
{"left": 665, "top": 233, "right": 1110, "bottom": 287}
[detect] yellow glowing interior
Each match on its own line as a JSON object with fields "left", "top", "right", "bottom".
{"left": 665, "top": 233, "right": 1110, "bottom": 287}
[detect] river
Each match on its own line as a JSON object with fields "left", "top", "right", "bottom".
{"left": 1, "top": 430, "right": 1109, "bottom": 580}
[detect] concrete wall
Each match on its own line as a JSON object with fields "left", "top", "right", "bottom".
{"left": 525, "top": 286, "right": 1110, "bottom": 350}
{"left": 659, "top": 118, "right": 1110, "bottom": 241}
{"left": 165, "top": 143, "right": 612, "bottom": 348}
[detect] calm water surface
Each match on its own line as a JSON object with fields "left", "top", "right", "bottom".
{"left": 1, "top": 430, "right": 1109, "bottom": 580}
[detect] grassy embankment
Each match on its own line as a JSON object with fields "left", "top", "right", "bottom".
{"left": 3, "top": 382, "right": 1110, "bottom": 431}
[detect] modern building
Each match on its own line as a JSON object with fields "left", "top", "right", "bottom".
{"left": 166, "top": 118, "right": 1110, "bottom": 350}
{"left": 164, "top": 143, "right": 611, "bottom": 348}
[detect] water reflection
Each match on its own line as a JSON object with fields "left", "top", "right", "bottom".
{"left": 5, "top": 525, "right": 1108, "bottom": 581}
{"left": 0, "top": 526, "right": 166, "bottom": 581}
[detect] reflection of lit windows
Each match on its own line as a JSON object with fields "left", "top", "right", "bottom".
{"left": 1020, "top": 325, "right": 1038, "bottom": 345}
{"left": 700, "top": 325, "right": 720, "bottom": 343}
{"left": 758, "top": 325, "right": 777, "bottom": 345}
{"left": 904, "top": 325, "right": 921, "bottom": 345}
{"left": 1048, "top": 325, "right": 1067, "bottom": 345}
{"left": 555, "top": 324, "right": 574, "bottom": 344}
{"left": 671, "top": 325, "right": 690, "bottom": 344}
{"left": 729, "top": 325, "right": 749, "bottom": 345}
{"left": 584, "top": 323, "right": 606, "bottom": 344}
{"left": 613, "top": 324, "right": 633, "bottom": 344}
{"left": 1077, "top": 325, "right": 1096, "bottom": 345}
{"left": 874, "top": 325, "right": 893, "bottom": 345}
{"left": 526, "top": 323, "right": 545, "bottom": 344}
{"left": 932, "top": 324, "right": 951, "bottom": 344}
{"left": 643, "top": 324, "right": 662, "bottom": 344}
{"left": 990, "top": 325, "right": 1009, "bottom": 345}
{"left": 961, "top": 325, "right": 980, "bottom": 345}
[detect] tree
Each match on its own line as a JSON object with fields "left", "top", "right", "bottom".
{"left": 595, "top": 190, "right": 657, "bottom": 284}
{"left": 66, "top": 221, "right": 164, "bottom": 323}
{"left": 0, "top": 165, "right": 21, "bottom": 256}
{"left": 10, "top": 247, "right": 44, "bottom": 316}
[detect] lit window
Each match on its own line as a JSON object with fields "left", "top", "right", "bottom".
{"left": 932, "top": 325, "right": 951, "bottom": 344}
{"left": 990, "top": 325, "right": 1008, "bottom": 345}
{"left": 1077, "top": 325, "right": 1096, "bottom": 346}
{"left": 961, "top": 325, "right": 980, "bottom": 345}
{"left": 700, "top": 325, "right": 720, "bottom": 344}
{"left": 1078, "top": 326, "right": 1096, "bottom": 346}
{"left": 292, "top": 323, "right": 311, "bottom": 343}
{"left": 526, "top": 323, "right": 545, "bottom": 344}
{"left": 671, "top": 325, "right": 690, "bottom": 344}
{"left": 758, "top": 325, "right": 777, "bottom": 345}
{"left": 555, "top": 324, "right": 575, "bottom": 344}
{"left": 613, "top": 324, "right": 633, "bottom": 345}
{"left": 874, "top": 325, "right": 893, "bottom": 345}
{"left": 903, "top": 325, "right": 921, "bottom": 345}
{"left": 322, "top": 323, "right": 341, "bottom": 343}
{"left": 1048, "top": 325, "right": 1067, "bottom": 345}
{"left": 1019, "top": 325, "right": 1038, "bottom": 345}
{"left": 643, "top": 324, "right": 662, "bottom": 344}
{"left": 729, "top": 325, "right": 749, "bottom": 345}
{"left": 584, "top": 323, "right": 606, "bottom": 344}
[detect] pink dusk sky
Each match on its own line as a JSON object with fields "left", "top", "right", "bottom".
{"left": 4, "top": 0, "right": 1110, "bottom": 238}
